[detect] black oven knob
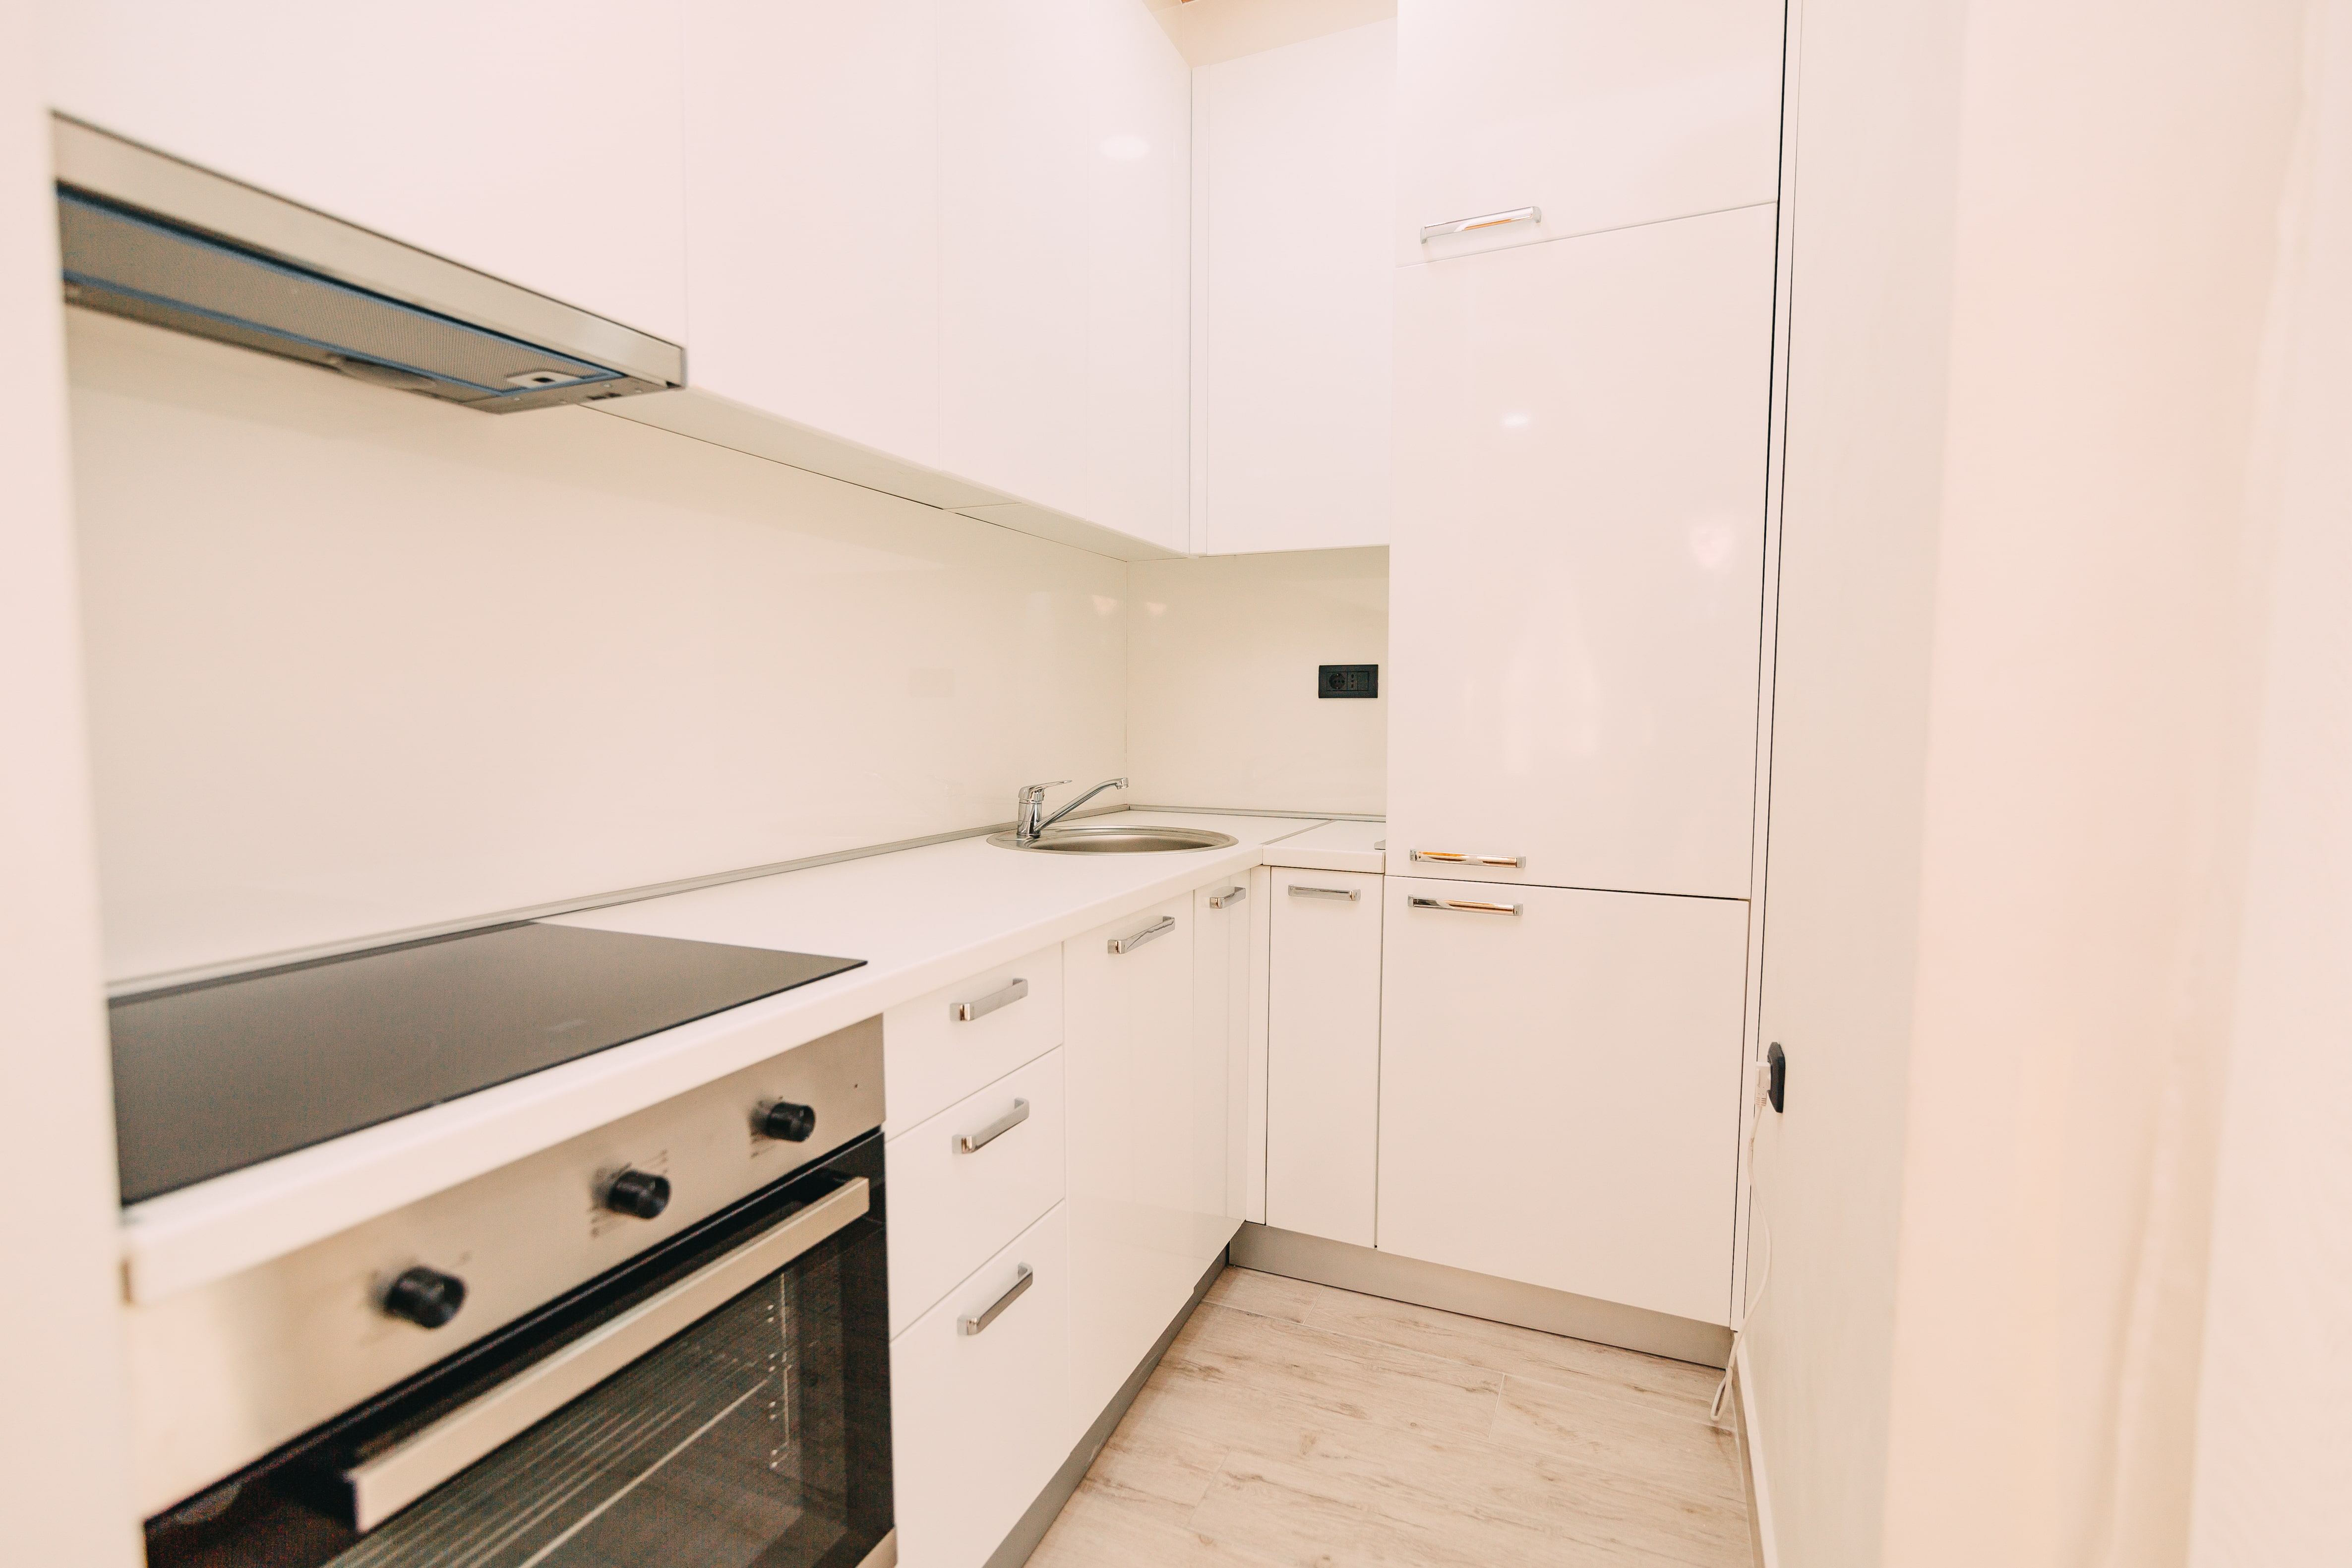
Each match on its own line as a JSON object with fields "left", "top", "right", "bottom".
{"left": 760, "top": 1101, "right": 817, "bottom": 1143}
{"left": 603, "top": 1168, "right": 672, "bottom": 1220}
{"left": 382, "top": 1266, "right": 466, "bottom": 1328}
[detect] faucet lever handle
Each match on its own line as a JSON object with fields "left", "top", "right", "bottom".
{"left": 1021, "top": 780, "right": 1070, "bottom": 799}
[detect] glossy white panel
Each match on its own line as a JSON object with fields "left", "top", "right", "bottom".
{"left": 885, "top": 1049, "right": 1066, "bottom": 1338}
{"left": 1395, "top": 0, "right": 1784, "bottom": 264}
{"left": 883, "top": 945, "right": 1064, "bottom": 1139}
{"left": 66, "top": 312, "right": 1128, "bottom": 981}
{"left": 1265, "top": 868, "right": 1383, "bottom": 1246}
{"left": 42, "top": 2, "right": 688, "bottom": 342}
{"left": 1387, "top": 207, "right": 1775, "bottom": 898}
{"left": 1128, "top": 549, "right": 1388, "bottom": 815}
{"left": 1063, "top": 893, "right": 1237, "bottom": 1428}
{"left": 1376, "top": 878, "right": 1748, "bottom": 1325}
{"left": 890, "top": 1203, "right": 1070, "bottom": 1568}
{"left": 682, "top": 0, "right": 939, "bottom": 464}
{"left": 1196, "top": 20, "right": 1394, "bottom": 553}
{"left": 1194, "top": 876, "right": 1256, "bottom": 1226}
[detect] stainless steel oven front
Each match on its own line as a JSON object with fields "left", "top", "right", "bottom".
{"left": 136, "top": 1022, "right": 893, "bottom": 1568}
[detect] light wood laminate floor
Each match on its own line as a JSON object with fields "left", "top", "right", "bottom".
{"left": 1030, "top": 1267, "right": 1749, "bottom": 1568}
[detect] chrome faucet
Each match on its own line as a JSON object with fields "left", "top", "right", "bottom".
{"left": 1015, "top": 777, "right": 1129, "bottom": 844}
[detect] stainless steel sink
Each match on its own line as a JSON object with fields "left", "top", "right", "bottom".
{"left": 986, "top": 825, "right": 1240, "bottom": 854}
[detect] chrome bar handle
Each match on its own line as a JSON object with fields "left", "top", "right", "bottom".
{"left": 1420, "top": 205, "right": 1540, "bottom": 243}
{"left": 950, "top": 976, "right": 1028, "bottom": 1024}
{"left": 955, "top": 1098, "right": 1030, "bottom": 1155}
{"left": 1410, "top": 849, "right": 1528, "bottom": 868}
{"left": 1287, "top": 885, "right": 1360, "bottom": 902}
{"left": 1408, "top": 895, "right": 1524, "bottom": 916}
{"left": 959, "top": 1264, "right": 1034, "bottom": 1336}
{"left": 1208, "top": 885, "right": 1247, "bottom": 909}
{"left": 1108, "top": 915, "right": 1176, "bottom": 955}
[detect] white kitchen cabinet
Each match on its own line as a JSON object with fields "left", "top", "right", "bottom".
{"left": 891, "top": 1203, "right": 1070, "bottom": 1568}
{"left": 1063, "top": 886, "right": 1242, "bottom": 1431}
{"left": 1193, "top": 20, "right": 1394, "bottom": 554}
{"left": 1395, "top": 0, "right": 1783, "bottom": 265}
{"left": 682, "top": 0, "right": 939, "bottom": 465}
{"left": 1387, "top": 203, "right": 1777, "bottom": 900}
{"left": 1194, "top": 873, "right": 1261, "bottom": 1224}
{"left": 41, "top": 2, "right": 688, "bottom": 342}
{"left": 1376, "top": 878, "right": 1748, "bottom": 1326}
{"left": 1265, "top": 868, "right": 1384, "bottom": 1247}
{"left": 881, "top": 944, "right": 1062, "bottom": 1139}
{"left": 939, "top": 0, "right": 1190, "bottom": 550}
{"left": 884, "top": 1049, "right": 1066, "bottom": 1338}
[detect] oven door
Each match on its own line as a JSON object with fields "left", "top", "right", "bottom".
{"left": 147, "top": 1135, "right": 892, "bottom": 1568}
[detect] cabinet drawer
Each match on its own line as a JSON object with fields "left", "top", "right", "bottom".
{"left": 887, "top": 1050, "right": 1066, "bottom": 1338}
{"left": 891, "top": 1203, "right": 1071, "bottom": 1568}
{"left": 884, "top": 945, "right": 1062, "bottom": 1136}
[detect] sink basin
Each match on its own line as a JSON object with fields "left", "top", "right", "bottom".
{"left": 987, "top": 825, "right": 1240, "bottom": 854}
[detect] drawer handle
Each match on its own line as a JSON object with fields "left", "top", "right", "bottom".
{"left": 955, "top": 1098, "right": 1031, "bottom": 1155}
{"left": 1419, "top": 205, "right": 1540, "bottom": 242}
{"left": 950, "top": 976, "right": 1029, "bottom": 1024}
{"left": 1208, "top": 885, "right": 1247, "bottom": 909}
{"left": 959, "top": 1264, "right": 1034, "bottom": 1336}
{"left": 1408, "top": 895, "right": 1523, "bottom": 916}
{"left": 1108, "top": 915, "right": 1176, "bottom": 955}
{"left": 1410, "top": 849, "right": 1527, "bottom": 868}
{"left": 1288, "top": 885, "right": 1360, "bottom": 902}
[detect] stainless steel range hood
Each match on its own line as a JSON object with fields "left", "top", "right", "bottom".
{"left": 52, "top": 116, "right": 683, "bottom": 412}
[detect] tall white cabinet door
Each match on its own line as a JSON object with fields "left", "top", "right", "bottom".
{"left": 1376, "top": 878, "right": 1748, "bottom": 1326}
{"left": 1063, "top": 897, "right": 1204, "bottom": 1430}
{"left": 42, "top": 2, "right": 688, "bottom": 341}
{"left": 1395, "top": 0, "right": 1783, "bottom": 265}
{"left": 1387, "top": 204, "right": 1776, "bottom": 900}
{"left": 1195, "top": 20, "right": 1395, "bottom": 554}
{"left": 683, "top": 0, "right": 939, "bottom": 465}
{"left": 1265, "top": 870, "right": 1384, "bottom": 1247}
{"left": 939, "top": 0, "right": 1190, "bottom": 549}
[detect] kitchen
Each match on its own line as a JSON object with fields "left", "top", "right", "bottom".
{"left": 4, "top": 2, "right": 2350, "bottom": 1567}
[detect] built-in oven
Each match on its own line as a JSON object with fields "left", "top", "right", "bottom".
{"left": 145, "top": 1132, "right": 891, "bottom": 1568}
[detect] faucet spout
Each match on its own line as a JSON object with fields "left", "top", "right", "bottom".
{"left": 1017, "top": 777, "right": 1129, "bottom": 842}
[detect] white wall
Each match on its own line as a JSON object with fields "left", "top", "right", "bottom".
{"left": 0, "top": 13, "right": 140, "bottom": 1561}
{"left": 1126, "top": 547, "right": 1387, "bottom": 814}
{"left": 69, "top": 310, "right": 1130, "bottom": 985}
{"left": 2188, "top": 4, "right": 2352, "bottom": 1562}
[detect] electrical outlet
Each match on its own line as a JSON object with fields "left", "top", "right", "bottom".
{"left": 1319, "top": 663, "right": 1378, "bottom": 698}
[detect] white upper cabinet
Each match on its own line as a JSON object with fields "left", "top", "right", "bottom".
{"left": 42, "top": 1, "right": 688, "bottom": 343}
{"left": 1194, "top": 20, "right": 1394, "bottom": 554}
{"left": 1395, "top": 0, "right": 1783, "bottom": 265}
{"left": 1387, "top": 203, "right": 1777, "bottom": 900}
{"left": 940, "top": 0, "right": 1191, "bottom": 552}
{"left": 683, "top": 0, "right": 940, "bottom": 465}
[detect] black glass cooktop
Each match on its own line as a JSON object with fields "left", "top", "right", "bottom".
{"left": 108, "top": 922, "right": 863, "bottom": 1205}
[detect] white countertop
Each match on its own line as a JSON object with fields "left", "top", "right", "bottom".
{"left": 121, "top": 809, "right": 1372, "bottom": 1303}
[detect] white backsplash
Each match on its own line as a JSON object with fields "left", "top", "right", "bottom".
{"left": 67, "top": 311, "right": 1129, "bottom": 982}
{"left": 1126, "top": 547, "right": 1388, "bottom": 816}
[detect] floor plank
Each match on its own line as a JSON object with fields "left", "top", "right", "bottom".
{"left": 1030, "top": 1267, "right": 1750, "bottom": 1568}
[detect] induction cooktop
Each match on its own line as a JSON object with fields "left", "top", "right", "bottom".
{"left": 108, "top": 922, "right": 864, "bottom": 1205}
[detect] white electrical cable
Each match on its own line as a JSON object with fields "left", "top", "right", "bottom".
{"left": 1712, "top": 1060, "right": 1779, "bottom": 1426}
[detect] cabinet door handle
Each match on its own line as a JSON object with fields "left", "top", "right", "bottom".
{"left": 1410, "top": 849, "right": 1528, "bottom": 868}
{"left": 955, "top": 1098, "right": 1030, "bottom": 1155}
{"left": 1287, "top": 885, "right": 1360, "bottom": 902}
{"left": 1108, "top": 915, "right": 1176, "bottom": 955}
{"left": 1208, "top": 885, "right": 1247, "bottom": 909}
{"left": 950, "top": 976, "right": 1028, "bottom": 1024}
{"left": 1419, "top": 205, "right": 1540, "bottom": 243}
{"left": 1408, "top": 895, "right": 1524, "bottom": 916}
{"left": 959, "top": 1265, "right": 1034, "bottom": 1336}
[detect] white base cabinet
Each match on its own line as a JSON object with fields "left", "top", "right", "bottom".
{"left": 890, "top": 1203, "right": 1070, "bottom": 1568}
{"left": 1376, "top": 878, "right": 1749, "bottom": 1326}
{"left": 1387, "top": 203, "right": 1778, "bottom": 900}
{"left": 1265, "top": 869, "right": 1385, "bottom": 1247}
